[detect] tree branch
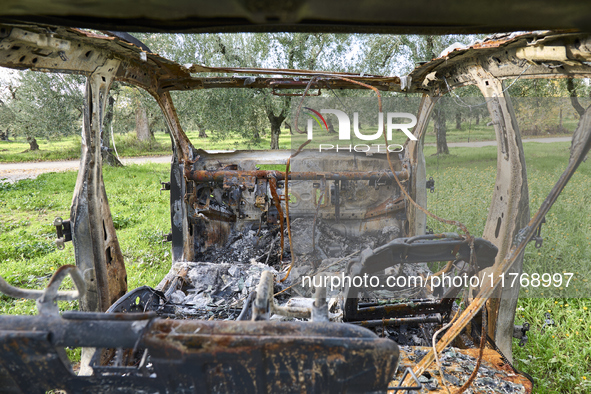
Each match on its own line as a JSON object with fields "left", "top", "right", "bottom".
{"left": 567, "top": 77, "right": 586, "bottom": 117}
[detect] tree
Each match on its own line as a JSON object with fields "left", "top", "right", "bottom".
{"left": 433, "top": 107, "right": 449, "bottom": 154}
{"left": 135, "top": 101, "right": 152, "bottom": 141}
{"left": 0, "top": 71, "right": 84, "bottom": 150}
{"left": 358, "top": 34, "right": 482, "bottom": 154}
{"left": 140, "top": 32, "right": 352, "bottom": 149}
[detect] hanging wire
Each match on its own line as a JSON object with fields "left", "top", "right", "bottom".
{"left": 110, "top": 124, "right": 121, "bottom": 162}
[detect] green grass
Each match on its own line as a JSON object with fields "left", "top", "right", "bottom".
{"left": 424, "top": 142, "right": 591, "bottom": 393}
{"left": 0, "top": 164, "right": 174, "bottom": 314}
{"left": 1, "top": 141, "right": 591, "bottom": 392}
{"left": 421, "top": 117, "right": 576, "bottom": 145}
{"left": 0, "top": 129, "right": 294, "bottom": 163}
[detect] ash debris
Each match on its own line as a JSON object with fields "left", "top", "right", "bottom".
{"left": 198, "top": 227, "right": 286, "bottom": 266}
{"left": 168, "top": 260, "right": 283, "bottom": 319}
{"left": 161, "top": 216, "right": 432, "bottom": 322}
{"left": 291, "top": 217, "right": 400, "bottom": 265}
{"left": 396, "top": 347, "right": 529, "bottom": 393}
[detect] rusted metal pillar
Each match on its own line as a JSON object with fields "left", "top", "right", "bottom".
{"left": 70, "top": 60, "right": 127, "bottom": 313}
{"left": 470, "top": 66, "right": 530, "bottom": 362}
{"left": 406, "top": 94, "right": 439, "bottom": 237}
{"left": 154, "top": 91, "right": 196, "bottom": 262}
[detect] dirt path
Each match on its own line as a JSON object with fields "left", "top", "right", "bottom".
{"left": 0, "top": 137, "right": 572, "bottom": 183}
{"left": 0, "top": 155, "right": 172, "bottom": 183}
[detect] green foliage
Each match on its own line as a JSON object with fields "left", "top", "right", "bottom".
{"left": 0, "top": 71, "right": 84, "bottom": 142}
{"left": 135, "top": 32, "right": 355, "bottom": 148}
{"left": 355, "top": 34, "right": 483, "bottom": 76}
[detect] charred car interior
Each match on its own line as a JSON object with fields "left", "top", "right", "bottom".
{"left": 1, "top": 16, "right": 591, "bottom": 394}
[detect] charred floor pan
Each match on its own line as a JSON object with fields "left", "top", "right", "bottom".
{"left": 391, "top": 347, "right": 533, "bottom": 393}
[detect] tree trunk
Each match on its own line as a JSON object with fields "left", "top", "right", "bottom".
{"left": 103, "top": 95, "right": 115, "bottom": 147}
{"left": 455, "top": 111, "right": 462, "bottom": 130}
{"left": 0, "top": 131, "right": 7, "bottom": 141}
{"left": 135, "top": 104, "right": 152, "bottom": 141}
{"left": 567, "top": 77, "right": 586, "bottom": 118}
{"left": 284, "top": 121, "right": 293, "bottom": 135}
{"left": 101, "top": 95, "right": 123, "bottom": 167}
{"left": 27, "top": 136, "right": 39, "bottom": 151}
{"left": 327, "top": 118, "right": 336, "bottom": 134}
{"left": 475, "top": 113, "right": 480, "bottom": 125}
{"left": 269, "top": 113, "right": 286, "bottom": 150}
{"left": 102, "top": 149, "right": 123, "bottom": 167}
{"left": 252, "top": 129, "right": 261, "bottom": 142}
{"left": 425, "top": 36, "right": 435, "bottom": 60}
{"left": 434, "top": 108, "right": 449, "bottom": 155}
{"left": 196, "top": 122, "right": 208, "bottom": 138}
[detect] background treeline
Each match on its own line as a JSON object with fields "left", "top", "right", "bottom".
{"left": 0, "top": 33, "right": 589, "bottom": 155}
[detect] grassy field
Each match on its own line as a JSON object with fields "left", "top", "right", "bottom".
{"left": 0, "top": 129, "right": 294, "bottom": 163}
{"left": 424, "top": 142, "right": 591, "bottom": 393}
{"left": 1, "top": 141, "right": 590, "bottom": 392}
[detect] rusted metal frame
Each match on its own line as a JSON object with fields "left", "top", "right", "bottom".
{"left": 404, "top": 93, "right": 440, "bottom": 237}
{"left": 412, "top": 34, "right": 591, "bottom": 94}
{"left": 267, "top": 177, "right": 286, "bottom": 256}
{"left": 185, "top": 63, "right": 398, "bottom": 80}
{"left": 0, "top": 313, "right": 153, "bottom": 348}
{"left": 1, "top": 315, "right": 398, "bottom": 393}
{"left": 343, "top": 237, "right": 498, "bottom": 322}
{"left": 71, "top": 59, "right": 127, "bottom": 313}
{"left": 160, "top": 77, "right": 397, "bottom": 91}
{"left": 350, "top": 315, "right": 442, "bottom": 328}
{"left": 364, "top": 196, "right": 405, "bottom": 219}
{"left": 0, "top": 25, "right": 121, "bottom": 76}
{"left": 407, "top": 91, "right": 591, "bottom": 386}
{"left": 148, "top": 90, "right": 196, "bottom": 262}
{"left": 0, "top": 24, "right": 401, "bottom": 94}
{"left": 272, "top": 87, "right": 321, "bottom": 96}
{"left": 0, "top": 265, "right": 85, "bottom": 310}
{"left": 146, "top": 319, "right": 399, "bottom": 394}
{"left": 467, "top": 64, "right": 530, "bottom": 362}
{"left": 185, "top": 168, "right": 409, "bottom": 183}
{"left": 0, "top": 24, "right": 144, "bottom": 311}
{"left": 349, "top": 301, "right": 455, "bottom": 322}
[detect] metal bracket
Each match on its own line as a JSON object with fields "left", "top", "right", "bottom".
{"left": 387, "top": 367, "right": 423, "bottom": 392}
{"left": 513, "top": 322, "right": 530, "bottom": 347}
{"left": 426, "top": 176, "right": 435, "bottom": 193}
{"left": 531, "top": 217, "right": 546, "bottom": 248}
{"left": 160, "top": 180, "right": 171, "bottom": 194}
{"left": 53, "top": 216, "right": 71, "bottom": 250}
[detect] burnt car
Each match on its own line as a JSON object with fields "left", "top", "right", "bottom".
{"left": 0, "top": 12, "right": 591, "bottom": 393}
